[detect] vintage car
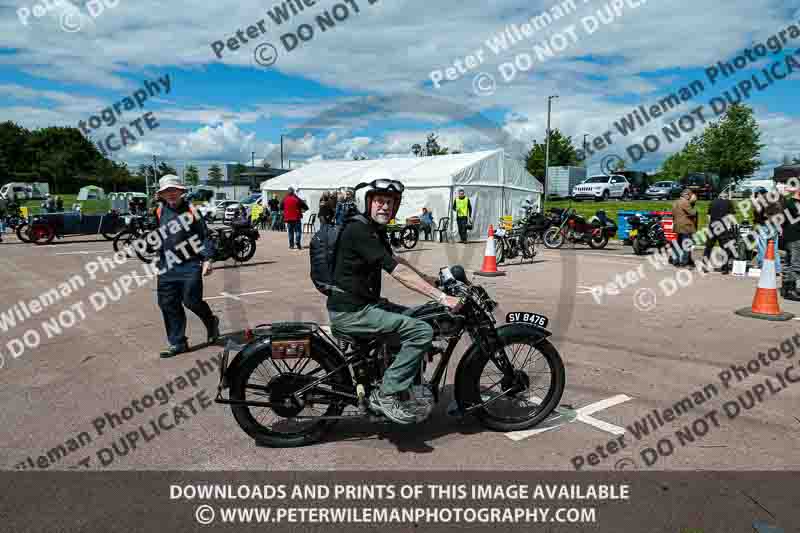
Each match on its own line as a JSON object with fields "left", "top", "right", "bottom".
{"left": 17, "top": 210, "right": 125, "bottom": 245}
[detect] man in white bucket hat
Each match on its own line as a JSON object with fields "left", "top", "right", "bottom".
{"left": 153, "top": 174, "right": 220, "bottom": 358}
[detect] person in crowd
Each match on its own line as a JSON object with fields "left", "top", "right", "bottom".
{"left": 702, "top": 191, "right": 736, "bottom": 274}
{"left": 55, "top": 196, "right": 63, "bottom": 212}
{"left": 781, "top": 186, "right": 800, "bottom": 301}
{"left": 267, "top": 193, "right": 281, "bottom": 230}
{"left": 153, "top": 175, "right": 220, "bottom": 358}
{"left": 0, "top": 195, "right": 7, "bottom": 242}
{"left": 336, "top": 189, "right": 355, "bottom": 225}
{"left": 420, "top": 207, "right": 434, "bottom": 241}
{"left": 327, "top": 189, "right": 338, "bottom": 217}
{"left": 672, "top": 189, "right": 698, "bottom": 267}
{"left": 753, "top": 188, "right": 783, "bottom": 275}
{"left": 452, "top": 188, "right": 472, "bottom": 243}
{"left": 282, "top": 186, "right": 307, "bottom": 250}
{"left": 318, "top": 192, "right": 334, "bottom": 225}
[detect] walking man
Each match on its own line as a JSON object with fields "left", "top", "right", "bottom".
{"left": 268, "top": 193, "right": 281, "bottom": 230}
{"left": 282, "top": 186, "right": 307, "bottom": 249}
{"left": 702, "top": 191, "right": 736, "bottom": 274}
{"left": 782, "top": 185, "right": 800, "bottom": 301}
{"left": 452, "top": 188, "right": 472, "bottom": 243}
{"left": 154, "top": 175, "right": 220, "bottom": 358}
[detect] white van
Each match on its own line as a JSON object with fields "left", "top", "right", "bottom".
{"left": 0, "top": 182, "right": 49, "bottom": 200}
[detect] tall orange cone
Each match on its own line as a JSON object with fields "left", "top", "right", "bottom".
{"left": 735, "top": 240, "right": 793, "bottom": 321}
{"left": 474, "top": 225, "right": 506, "bottom": 277}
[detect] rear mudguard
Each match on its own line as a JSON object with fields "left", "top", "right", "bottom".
{"left": 453, "top": 323, "right": 552, "bottom": 413}
{"left": 223, "top": 332, "right": 351, "bottom": 387}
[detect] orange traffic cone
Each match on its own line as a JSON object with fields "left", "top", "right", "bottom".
{"left": 735, "top": 240, "right": 794, "bottom": 321}
{"left": 474, "top": 225, "right": 506, "bottom": 277}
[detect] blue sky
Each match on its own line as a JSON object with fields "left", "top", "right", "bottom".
{"left": 1, "top": 0, "right": 799, "bottom": 179}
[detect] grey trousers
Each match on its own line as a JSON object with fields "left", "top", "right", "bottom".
{"left": 784, "top": 240, "right": 800, "bottom": 288}
{"left": 329, "top": 302, "right": 433, "bottom": 395}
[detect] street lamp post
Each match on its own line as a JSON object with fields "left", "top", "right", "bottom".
{"left": 544, "top": 95, "right": 558, "bottom": 203}
{"left": 583, "top": 134, "right": 589, "bottom": 166}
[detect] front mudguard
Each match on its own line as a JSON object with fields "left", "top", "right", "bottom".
{"left": 453, "top": 323, "right": 552, "bottom": 414}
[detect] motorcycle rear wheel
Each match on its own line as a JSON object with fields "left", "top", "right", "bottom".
{"left": 232, "top": 234, "right": 257, "bottom": 262}
{"left": 495, "top": 239, "right": 506, "bottom": 264}
{"left": 632, "top": 236, "right": 647, "bottom": 255}
{"left": 588, "top": 233, "right": 609, "bottom": 249}
{"left": 229, "top": 338, "right": 351, "bottom": 447}
{"left": 16, "top": 222, "right": 31, "bottom": 243}
{"left": 460, "top": 325, "right": 565, "bottom": 432}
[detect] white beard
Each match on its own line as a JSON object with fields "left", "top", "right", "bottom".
{"left": 372, "top": 213, "right": 391, "bottom": 225}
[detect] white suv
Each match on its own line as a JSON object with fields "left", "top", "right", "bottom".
{"left": 572, "top": 174, "right": 631, "bottom": 201}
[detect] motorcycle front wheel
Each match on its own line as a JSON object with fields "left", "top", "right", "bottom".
{"left": 543, "top": 227, "right": 564, "bottom": 249}
{"left": 631, "top": 236, "right": 647, "bottom": 255}
{"left": 495, "top": 239, "right": 506, "bottom": 264}
{"left": 458, "top": 325, "right": 565, "bottom": 432}
{"left": 588, "top": 232, "right": 609, "bottom": 249}
{"left": 16, "top": 222, "right": 31, "bottom": 243}
{"left": 231, "top": 234, "right": 257, "bottom": 262}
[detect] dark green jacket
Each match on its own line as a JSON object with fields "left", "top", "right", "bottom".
{"left": 783, "top": 196, "right": 800, "bottom": 244}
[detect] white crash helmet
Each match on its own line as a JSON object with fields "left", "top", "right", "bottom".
{"left": 353, "top": 169, "right": 404, "bottom": 221}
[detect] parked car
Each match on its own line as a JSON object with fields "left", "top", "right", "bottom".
{"left": 726, "top": 178, "right": 776, "bottom": 199}
{"left": 223, "top": 193, "right": 262, "bottom": 224}
{"left": 616, "top": 171, "right": 649, "bottom": 199}
{"left": 202, "top": 200, "right": 239, "bottom": 222}
{"left": 644, "top": 181, "right": 683, "bottom": 200}
{"left": 679, "top": 172, "right": 730, "bottom": 200}
{"left": 572, "top": 174, "right": 631, "bottom": 201}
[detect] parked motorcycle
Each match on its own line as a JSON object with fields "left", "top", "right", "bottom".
{"left": 495, "top": 217, "right": 537, "bottom": 264}
{"left": 543, "top": 209, "right": 617, "bottom": 249}
{"left": 216, "top": 265, "right": 566, "bottom": 447}
{"left": 113, "top": 214, "right": 160, "bottom": 262}
{"left": 628, "top": 214, "right": 667, "bottom": 255}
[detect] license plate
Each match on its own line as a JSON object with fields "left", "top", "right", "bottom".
{"left": 506, "top": 312, "right": 549, "bottom": 328}
{"left": 629, "top": 229, "right": 638, "bottom": 237}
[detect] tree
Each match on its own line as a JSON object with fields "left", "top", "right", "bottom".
{"left": 207, "top": 164, "right": 224, "bottom": 188}
{"left": 353, "top": 153, "right": 368, "bottom": 160}
{"left": 524, "top": 129, "right": 579, "bottom": 182}
{"left": 411, "top": 133, "right": 450, "bottom": 157}
{"left": 613, "top": 158, "right": 626, "bottom": 172}
{"left": 185, "top": 165, "right": 200, "bottom": 187}
{"left": 793, "top": 156, "right": 800, "bottom": 165}
{"left": 157, "top": 161, "right": 177, "bottom": 178}
{"left": 232, "top": 163, "right": 248, "bottom": 180}
{"left": 701, "top": 103, "right": 763, "bottom": 180}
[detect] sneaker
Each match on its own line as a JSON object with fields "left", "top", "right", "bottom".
{"left": 159, "top": 343, "right": 188, "bottom": 359}
{"left": 206, "top": 315, "right": 220, "bottom": 343}
{"left": 289, "top": 245, "right": 295, "bottom": 250}
{"left": 369, "top": 389, "right": 417, "bottom": 424}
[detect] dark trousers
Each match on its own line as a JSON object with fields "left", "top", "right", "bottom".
{"left": 157, "top": 273, "right": 215, "bottom": 347}
{"left": 420, "top": 223, "right": 432, "bottom": 241}
{"left": 675, "top": 233, "right": 695, "bottom": 266}
{"left": 456, "top": 216, "right": 469, "bottom": 242}
{"left": 287, "top": 221, "right": 302, "bottom": 248}
{"left": 703, "top": 228, "right": 734, "bottom": 272}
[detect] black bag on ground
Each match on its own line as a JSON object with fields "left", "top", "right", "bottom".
{"left": 309, "top": 212, "right": 368, "bottom": 296}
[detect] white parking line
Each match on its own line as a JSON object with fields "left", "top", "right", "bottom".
{"left": 54, "top": 251, "right": 93, "bottom": 255}
{"left": 506, "top": 394, "right": 632, "bottom": 441}
{"left": 206, "top": 289, "right": 273, "bottom": 301}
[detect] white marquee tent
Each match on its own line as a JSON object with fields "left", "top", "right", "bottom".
{"left": 260, "top": 149, "right": 542, "bottom": 240}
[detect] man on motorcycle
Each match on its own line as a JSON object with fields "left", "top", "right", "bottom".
{"left": 327, "top": 171, "right": 461, "bottom": 424}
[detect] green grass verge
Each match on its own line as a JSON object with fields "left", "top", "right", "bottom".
{"left": 19, "top": 194, "right": 111, "bottom": 215}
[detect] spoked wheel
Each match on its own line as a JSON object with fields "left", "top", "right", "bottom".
{"left": 495, "top": 239, "right": 506, "bottom": 264}
{"left": 31, "top": 225, "right": 55, "bottom": 245}
{"left": 229, "top": 340, "right": 351, "bottom": 447}
{"left": 16, "top": 222, "right": 31, "bottom": 243}
{"left": 460, "top": 325, "right": 565, "bottom": 432}
{"left": 232, "top": 234, "right": 256, "bottom": 262}
{"left": 632, "top": 236, "right": 646, "bottom": 255}
{"left": 522, "top": 234, "right": 537, "bottom": 261}
{"left": 543, "top": 227, "right": 564, "bottom": 249}
{"left": 119, "top": 230, "right": 158, "bottom": 263}
{"left": 401, "top": 226, "right": 419, "bottom": 249}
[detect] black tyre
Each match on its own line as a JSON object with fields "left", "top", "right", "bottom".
{"left": 543, "top": 227, "right": 564, "bottom": 249}
{"left": 401, "top": 226, "right": 419, "bottom": 249}
{"left": 588, "top": 232, "right": 609, "bottom": 249}
{"left": 113, "top": 229, "right": 135, "bottom": 254}
{"left": 632, "top": 236, "right": 647, "bottom": 255}
{"left": 232, "top": 234, "right": 257, "bottom": 262}
{"left": 495, "top": 239, "right": 506, "bottom": 264}
{"left": 523, "top": 234, "right": 537, "bottom": 260}
{"left": 458, "top": 325, "right": 565, "bottom": 432}
{"left": 16, "top": 222, "right": 31, "bottom": 243}
{"left": 31, "top": 225, "right": 55, "bottom": 245}
{"left": 621, "top": 189, "right": 629, "bottom": 201}
{"left": 229, "top": 338, "right": 352, "bottom": 447}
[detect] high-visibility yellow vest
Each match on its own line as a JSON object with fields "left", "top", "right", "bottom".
{"left": 455, "top": 197, "right": 470, "bottom": 217}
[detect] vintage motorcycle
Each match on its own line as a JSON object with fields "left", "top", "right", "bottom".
{"left": 628, "top": 214, "right": 668, "bottom": 255}
{"left": 216, "top": 265, "right": 566, "bottom": 447}
{"left": 118, "top": 217, "right": 259, "bottom": 264}
{"left": 543, "top": 208, "right": 617, "bottom": 250}
{"left": 495, "top": 217, "right": 537, "bottom": 264}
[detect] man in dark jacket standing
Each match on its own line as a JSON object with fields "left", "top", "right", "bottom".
{"left": 702, "top": 191, "right": 736, "bottom": 274}
{"left": 282, "top": 186, "right": 307, "bottom": 249}
{"left": 672, "top": 189, "right": 698, "bottom": 267}
{"left": 154, "top": 175, "right": 220, "bottom": 358}
{"left": 782, "top": 186, "right": 800, "bottom": 301}
{"left": 452, "top": 188, "right": 472, "bottom": 243}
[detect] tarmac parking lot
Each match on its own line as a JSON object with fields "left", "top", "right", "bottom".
{"left": 1, "top": 229, "right": 799, "bottom": 471}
